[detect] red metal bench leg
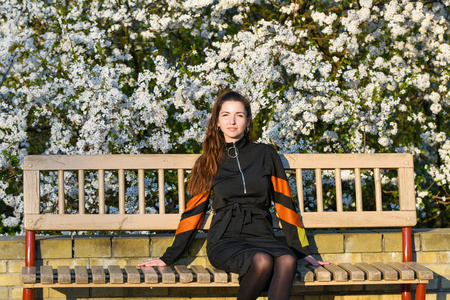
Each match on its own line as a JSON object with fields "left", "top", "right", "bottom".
{"left": 402, "top": 284, "right": 412, "bottom": 300}
{"left": 415, "top": 284, "right": 426, "bottom": 300}
{"left": 23, "top": 231, "right": 35, "bottom": 300}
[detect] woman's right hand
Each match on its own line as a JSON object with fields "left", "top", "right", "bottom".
{"left": 137, "top": 259, "right": 166, "bottom": 267}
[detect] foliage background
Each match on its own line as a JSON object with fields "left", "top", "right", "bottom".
{"left": 0, "top": 0, "right": 449, "bottom": 235}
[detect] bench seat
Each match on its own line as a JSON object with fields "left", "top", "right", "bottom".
{"left": 22, "top": 262, "right": 432, "bottom": 287}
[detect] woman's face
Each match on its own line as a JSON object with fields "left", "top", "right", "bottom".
{"left": 217, "top": 100, "right": 251, "bottom": 143}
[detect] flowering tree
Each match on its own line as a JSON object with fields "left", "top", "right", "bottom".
{"left": 1, "top": 0, "right": 449, "bottom": 234}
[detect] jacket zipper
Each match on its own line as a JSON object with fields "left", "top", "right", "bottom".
{"left": 231, "top": 142, "right": 247, "bottom": 194}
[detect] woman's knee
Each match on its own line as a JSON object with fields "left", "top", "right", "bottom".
{"left": 277, "top": 254, "right": 297, "bottom": 269}
{"left": 252, "top": 252, "right": 273, "bottom": 272}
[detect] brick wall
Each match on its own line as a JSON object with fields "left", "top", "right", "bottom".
{"left": 0, "top": 229, "right": 448, "bottom": 300}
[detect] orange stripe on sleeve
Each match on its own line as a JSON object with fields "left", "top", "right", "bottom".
{"left": 185, "top": 189, "right": 210, "bottom": 211}
{"left": 271, "top": 176, "right": 292, "bottom": 198}
{"left": 175, "top": 213, "right": 205, "bottom": 235}
{"left": 275, "top": 202, "right": 304, "bottom": 229}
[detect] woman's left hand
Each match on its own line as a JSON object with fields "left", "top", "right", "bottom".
{"left": 304, "top": 255, "right": 330, "bottom": 266}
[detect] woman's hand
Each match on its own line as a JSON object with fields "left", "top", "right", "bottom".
{"left": 304, "top": 255, "right": 330, "bottom": 267}
{"left": 137, "top": 259, "right": 167, "bottom": 267}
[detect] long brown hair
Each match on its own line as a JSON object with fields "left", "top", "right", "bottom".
{"left": 187, "top": 91, "right": 253, "bottom": 196}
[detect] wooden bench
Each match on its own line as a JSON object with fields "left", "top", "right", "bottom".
{"left": 22, "top": 153, "right": 433, "bottom": 300}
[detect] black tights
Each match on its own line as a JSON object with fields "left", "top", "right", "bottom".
{"left": 237, "top": 252, "right": 297, "bottom": 300}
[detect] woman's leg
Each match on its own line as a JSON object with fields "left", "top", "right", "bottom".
{"left": 268, "top": 254, "right": 297, "bottom": 300}
{"left": 237, "top": 252, "right": 274, "bottom": 300}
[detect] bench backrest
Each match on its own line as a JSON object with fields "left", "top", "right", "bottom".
{"left": 23, "top": 153, "right": 416, "bottom": 231}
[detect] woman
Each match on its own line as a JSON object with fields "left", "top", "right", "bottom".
{"left": 138, "top": 91, "right": 329, "bottom": 300}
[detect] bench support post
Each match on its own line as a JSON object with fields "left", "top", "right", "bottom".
{"left": 23, "top": 230, "right": 35, "bottom": 300}
{"left": 402, "top": 227, "right": 412, "bottom": 300}
{"left": 415, "top": 283, "right": 426, "bottom": 300}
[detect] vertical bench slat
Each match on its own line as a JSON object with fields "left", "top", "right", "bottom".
{"left": 178, "top": 169, "right": 185, "bottom": 214}
{"left": 323, "top": 263, "right": 348, "bottom": 282}
{"left": 78, "top": 170, "right": 85, "bottom": 214}
{"left": 208, "top": 266, "right": 228, "bottom": 283}
{"left": 158, "top": 169, "right": 165, "bottom": 214}
{"left": 315, "top": 168, "right": 323, "bottom": 212}
{"left": 174, "top": 265, "right": 193, "bottom": 283}
{"left": 23, "top": 170, "right": 40, "bottom": 214}
{"left": 108, "top": 265, "right": 124, "bottom": 284}
{"left": 374, "top": 168, "right": 382, "bottom": 211}
{"left": 354, "top": 168, "right": 363, "bottom": 211}
{"left": 91, "top": 266, "right": 106, "bottom": 284}
{"left": 335, "top": 168, "right": 343, "bottom": 212}
{"left": 190, "top": 265, "right": 211, "bottom": 283}
{"left": 141, "top": 266, "right": 158, "bottom": 283}
{"left": 138, "top": 169, "right": 145, "bottom": 214}
{"left": 398, "top": 167, "right": 416, "bottom": 210}
{"left": 355, "top": 262, "right": 381, "bottom": 281}
{"left": 98, "top": 170, "right": 105, "bottom": 214}
{"left": 118, "top": 169, "right": 125, "bottom": 214}
{"left": 371, "top": 262, "right": 398, "bottom": 281}
{"left": 74, "top": 266, "right": 88, "bottom": 284}
{"left": 338, "top": 263, "right": 365, "bottom": 281}
{"left": 57, "top": 266, "right": 71, "bottom": 284}
{"left": 296, "top": 169, "right": 304, "bottom": 212}
{"left": 158, "top": 266, "right": 175, "bottom": 283}
{"left": 387, "top": 262, "right": 415, "bottom": 280}
{"left": 58, "top": 170, "right": 65, "bottom": 214}
{"left": 125, "top": 265, "right": 141, "bottom": 284}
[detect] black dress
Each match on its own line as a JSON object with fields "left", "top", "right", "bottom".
{"left": 160, "top": 137, "right": 310, "bottom": 279}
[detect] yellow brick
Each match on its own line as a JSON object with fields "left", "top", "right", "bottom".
{"left": 43, "top": 258, "right": 87, "bottom": 268}
{"left": 416, "top": 252, "right": 438, "bottom": 264}
{"left": 112, "top": 236, "right": 150, "bottom": 258}
{"left": 322, "top": 253, "right": 363, "bottom": 264}
{"left": 438, "top": 251, "right": 450, "bottom": 264}
{"left": 8, "top": 260, "right": 24, "bottom": 273}
{"left": 0, "top": 261, "right": 6, "bottom": 273}
{"left": 37, "top": 236, "right": 72, "bottom": 259}
{"left": 49, "top": 287, "right": 90, "bottom": 298}
{"left": 345, "top": 233, "right": 382, "bottom": 253}
{"left": 381, "top": 294, "right": 402, "bottom": 300}
{"left": 0, "top": 288, "right": 8, "bottom": 299}
{"left": 442, "top": 276, "right": 450, "bottom": 289}
{"left": 326, "top": 285, "right": 363, "bottom": 293}
{"left": 176, "top": 256, "right": 207, "bottom": 267}
{"left": 424, "top": 264, "right": 450, "bottom": 277}
{"left": 420, "top": 231, "right": 450, "bottom": 251}
{"left": 11, "top": 287, "right": 23, "bottom": 300}
{"left": 188, "top": 238, "right": 208, "bottom": 257}
{"left": 74, "top": 236, "right": 111, "bottom": 258}
{"left": 303, "top": 295, "right": 340, "bottom": 300}
{"left": 341, "top": 295, "right": 380, "bottom": 300}
{"left": 0, "top": 238, "right": 25, "bottom": 260}
{"left": 424, "top": 293, "right": 437, "bottom": 300}
{"left": 88, "top": 258, "right": 128, "bottom": 268}
{"left": 311, "top": 233, "right": 344, "bottom": 254}
{"left": 365, "top": 283, "right": 401, "bottom": 292}
{"left": 0, "top": 274, "right": 22, "bottom": 286}
{"left": 362, "top": 252, "right": 402, "bottom": 263}
{"left": 150, "top": 236, "right": 175, "bottom": 257}
{"left": 384, "top": 232, "right": 402, "bottom": 252}
{"left": 169, "top": 286, "right": 210, "bottom": 297}
{"left": 209, "top": 286, "right": 239, "bottom": 296}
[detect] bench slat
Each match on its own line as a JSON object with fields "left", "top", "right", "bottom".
{"left": 297, "top": 265, "right": 315, "bottom": 282}
{"left": 141, "top": 266, "right": 158, "bottom": 283}
{"left": 323, "top": 263, "right": 348, "bottom": 282}
{"left": 311, "top": 266, "right": 331, "bottom": 282}
{"left": 208, "top": 266, "right": 228, "bottom": 283}
{"left": 190, "top": 265, "right": 211, "bottom": 283}
{"left": 371, "top": 262, "right": 398, "bottom": 281}
{"left": 57, "top": 266, "right": 71, "bottom": 284}
{"left": 338, "top": 263, "right": 364, "bottom": 281}
{"left": 355, "top": 262, "right": 382, "bottom": 281}
{"left": 91, "top": 266, "right": 105, "bottom": 284}
{"left": 74, "top": 266, "right": 88, "bottom": 284}
{"left": 22, "top": 267, "right": 37, "bottom": 284}
{"left": 387, "top": 262, "right": 415, "bottom": 280}
{"left": 108, "top": 265, "right": 123, "bottom": 284}
{"left": 404, "top": 262, "right": 434, "bottom": 280}
{"left": 158, "top": 266, "right": 175, "bottom": 283}
{"left": 40, "top": 266, "right": 53, "bottom": 284}
{"left": 174, "top": 265, "right": 193, "bottom": 283}
{"left": 125, "top": 265, "right": 141, "bottom": 284}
